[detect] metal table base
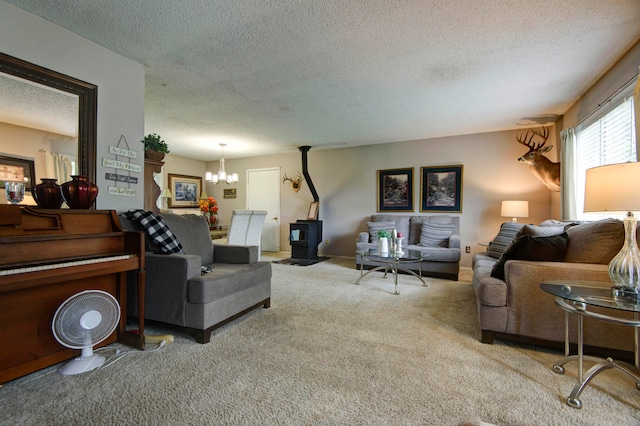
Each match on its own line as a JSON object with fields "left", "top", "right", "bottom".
{"left": 551, "top": 298, "right": 640, "bottom": 409}
{"left": 356, "top": 250, "right": 426, "bottom": 295}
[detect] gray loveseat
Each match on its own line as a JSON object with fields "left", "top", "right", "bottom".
{"left": 473, "top": 218, "right": 635, "bottom": 357}
{"left": 121, "top": 212, "right": 271, "bottom": 343}
{"left": 356, "top": 214, "right": 460, "bottom": 280}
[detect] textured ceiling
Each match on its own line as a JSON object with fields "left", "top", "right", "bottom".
{"left": 0, "top": 74, "right": 78, "bottom": 137}
{"left": 3, "top": 0, "right": 640, "bottom": 160}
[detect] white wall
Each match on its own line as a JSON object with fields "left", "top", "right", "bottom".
{"left": 0, "top": 1, "right": 145, "bottom": 211}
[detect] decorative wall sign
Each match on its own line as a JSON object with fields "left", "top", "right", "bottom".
{"left": 420, "top": 165, "right": 463, "bottom": 213}
{"left": 108, "top": 187, "right": 136, "bottom": 196}
{"left": 108, "top": 145, "right": 137, "bottom": 159}
{"left": 377, "top": 167, "right": 414, "bottom": 212}
{"left": 104, "top": 172, "right": 138, "bottom": 184}
{"left": 102, "top": 158, "right": 142, "bottom": 173}
{"left": 103, "top": 135, "right": 141, "bottom": 197}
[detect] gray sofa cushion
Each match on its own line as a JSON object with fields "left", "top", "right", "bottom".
{"left": 419, "top": 220, "right": 456, "bottom": 247}
{"left": 407, "top": 245, "right": 461, "bottom": 262}
{"left": 160, "top": 213, "right": 214, "bottom": 265}
{"left": 367, "top": 220, "right": 396, "bottom": 243}
{"left": 372, "top": 214, "right": 411, "bottom": 247}
{"left": 564, "top": 218, "right": 624, "bottom": 264}
{"left": 490, "top": 232, "right": 569, "bottom": 280}
{"left": 188, "top": 262, "right": 272, "bottom": 304}
{"left": 486, "top": 222, "right": 525, "bottom": 259}
{"left": 517, "top": 224, "right": 565, "bottom": 237}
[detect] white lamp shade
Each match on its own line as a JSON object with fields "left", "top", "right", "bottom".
{"left": 159, "top": 188, "right": 172, "bottom": 198}
{"left": 584, "top": 162, "right": 640, "bottom": 214}
{"left": 501, "top": 200, "right": 529, "bottom": 218}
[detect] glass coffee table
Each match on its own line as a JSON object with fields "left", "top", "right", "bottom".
{"left": 356, "top": 249, "right": 427, "bottom": 295}
{"left": 540, "top": 280, "right": 640, "bottom": 409}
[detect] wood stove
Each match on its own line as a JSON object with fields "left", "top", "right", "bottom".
{"left": 290, "top": 220, "right": 323, "bottom": 260}
{"left": 290, "top": 146, "right": 323, "bottom": 261}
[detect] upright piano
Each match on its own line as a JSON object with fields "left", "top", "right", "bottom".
{"left": 0, "top": 205, "right": 146, "bottom": 384}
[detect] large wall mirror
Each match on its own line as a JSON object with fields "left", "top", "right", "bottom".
{"left": 0, "top": 52, "right": 97, "bottom": 187}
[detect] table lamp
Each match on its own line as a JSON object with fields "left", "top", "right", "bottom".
{"left": 584, "top": 162, "right": 640, "bottom": 300}
{"left": 501, "top": 200, "right": 529, "bottom": 222}
{"left": 159, "top": 188, "right": 172, "bottom": 211}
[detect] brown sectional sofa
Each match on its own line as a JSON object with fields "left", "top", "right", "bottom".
{"left": 472, "top": 218, "right": 635, "bottom": 358}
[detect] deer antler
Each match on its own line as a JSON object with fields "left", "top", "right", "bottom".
{"left": 282, "top": 173, "right": 294, "bottom": 184}
{"left": 517, "top": 126, "right": 549, "bottom": 150}
{"left": 283, "top": 172, "right": 303, "bottom": 192}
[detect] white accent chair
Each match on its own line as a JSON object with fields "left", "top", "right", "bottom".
{"left": 227, "top": 210, "right": 267, "bottom": 259}
{"left": 227, "top": 210, "right": 252, "bottom": 245}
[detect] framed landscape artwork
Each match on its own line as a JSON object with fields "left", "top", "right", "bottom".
{"left": 377, "top": 167, "right": 414, "bottom": 212}
{"left": 168, "top": 173, "right": 202, "bottom": 208}
{"left": 0, "top": 155, "right": 35, "bottom": 190}
{"left": 420, "top": 165, "right": 463, "bottom": 213}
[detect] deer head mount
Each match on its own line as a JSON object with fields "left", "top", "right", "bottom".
{"left": 516, "top": 126, "right": 560, "bottom": 192}
{"left": 283, "top": 172, "right": 303, "bottom": 192}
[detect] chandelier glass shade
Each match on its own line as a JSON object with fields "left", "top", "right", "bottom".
{"left": 206, "top": 143, "right": 238, "bottom": 184}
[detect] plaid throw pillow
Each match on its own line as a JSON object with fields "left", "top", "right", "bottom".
{"left": 126, "top": 210, "right": 184, "bottom": 254}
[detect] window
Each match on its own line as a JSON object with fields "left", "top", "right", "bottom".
{"left": 574, "top": 95, "right": 636, "bottom": 220}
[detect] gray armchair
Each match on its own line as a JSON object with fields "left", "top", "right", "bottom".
{"left": 121, "top": 212, "right": 271, "bottom": 343}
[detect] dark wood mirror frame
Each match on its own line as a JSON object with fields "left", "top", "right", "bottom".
{"left": 0, "top": 52, "right": 97, "bottom": 183}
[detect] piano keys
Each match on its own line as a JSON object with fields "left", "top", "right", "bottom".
{"left": 0, "top": 205, "right": 146, "bottom": 384}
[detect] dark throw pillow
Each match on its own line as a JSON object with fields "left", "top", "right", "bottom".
{"left": 126, "top": 209, "right": 184, "bottom": 254}
{"left": 490, "top": 232, "right": 569, "bottom": 280}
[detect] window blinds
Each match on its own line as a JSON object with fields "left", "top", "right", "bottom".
{"left": 575, "top": 96, "right": 636, "bottom": 219}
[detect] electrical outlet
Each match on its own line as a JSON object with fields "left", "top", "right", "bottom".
{"left": 465, "top": 246, "right": 471, "bottom": 253}
{"left": 325, "top": 239, "right": 330, "bottom": 245}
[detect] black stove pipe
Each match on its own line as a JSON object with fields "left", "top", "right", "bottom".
{"left": 299, "top": 146, "right": 319, "bottom": 203}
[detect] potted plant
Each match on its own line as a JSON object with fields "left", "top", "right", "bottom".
{"left": 141, "top": 133, "right": 170, "bottom": 161}
{"left": 377, "top": 229, "right": 391, "bottom": 253}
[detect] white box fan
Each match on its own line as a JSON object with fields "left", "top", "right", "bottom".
{"left": 52, "top": 290, "right": 120, "bottom": 375}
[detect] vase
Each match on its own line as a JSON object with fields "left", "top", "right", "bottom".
{"left": 209, "top": 214, "right": 218, "bottom": 226}
{"left": 5, "top": 181, "right": 25, "bottom": 205}
{"left": 378, "top": 237, "right": 389, "bottom": 253}
{"left": 61, "top": 175, "right": 99, "bottom": 209}
{"left": 32, "top": 178, "right": 63, "bottom": 209}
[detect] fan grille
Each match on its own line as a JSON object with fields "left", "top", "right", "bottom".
{"left": 52, "top": 290, "right": 120, "bottom": 349}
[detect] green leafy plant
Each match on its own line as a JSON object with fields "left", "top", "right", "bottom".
{"left": 141, "top": 133, "right": 170, "bottom": 153}
{"left": 377, "top": 229, "right": 391, "bottom": 239}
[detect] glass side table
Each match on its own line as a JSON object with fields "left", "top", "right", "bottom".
{"left": 356, "top": 249, "right": 427, "bottom": 295}
{"left": 540, "top": 280, "right": 640, "bottom": 409}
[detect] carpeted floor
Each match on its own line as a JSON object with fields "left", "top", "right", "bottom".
{"left": 1, "top": 256, "right": 639, "bottom": 425}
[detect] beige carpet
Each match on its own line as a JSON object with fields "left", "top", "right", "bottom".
{"left": 1, "top": 256, "right": 639, "bottom": 425}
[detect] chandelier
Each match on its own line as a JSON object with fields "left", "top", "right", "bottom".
{"left": 206, "top": 143, "right": 238, "bottom": 184}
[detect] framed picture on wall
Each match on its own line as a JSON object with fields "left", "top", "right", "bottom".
{"left": 377, "top": 167, "right": 414, "bottom": 212}
{"left": 420, "top": 165, "right": 463, "bottom": 213}
{"left": 168, "top": 173, "right": 202, "bottom": 208}
{"left": 307, "top": 201, "right": 319, "bottom": 220}
{"left": 0, "top": 155, "right": 35, "bottom": 190}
